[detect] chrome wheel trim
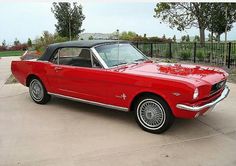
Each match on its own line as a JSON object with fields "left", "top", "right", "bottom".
{"left": 137, "top": 99, "right": 166, "bottom": 130}
{"left": 29, "top": 79, "right": 44, "bottom": 102}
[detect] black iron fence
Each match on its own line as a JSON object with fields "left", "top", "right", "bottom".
{"left": 133, "top": 42, "right": 236, "bottom": 68}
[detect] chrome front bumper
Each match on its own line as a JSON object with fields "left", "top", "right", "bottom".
{"left": 176, "top": 85, "right": 230, "bottom": 112}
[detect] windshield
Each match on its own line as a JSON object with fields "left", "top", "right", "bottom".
{"left": 95, "top": 43, "right": 148, "bottom": 68}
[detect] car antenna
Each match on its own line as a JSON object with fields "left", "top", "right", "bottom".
{"left": 117, "top": 29, "right": 120, "bottom": 64}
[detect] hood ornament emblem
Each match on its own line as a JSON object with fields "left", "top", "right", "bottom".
{"left": 116, "top": 93, "right": 127, "bottom": 100}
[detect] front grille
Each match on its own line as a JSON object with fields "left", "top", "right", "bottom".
{"left": 210, "top": 80, "right": 226, "bottom": 94}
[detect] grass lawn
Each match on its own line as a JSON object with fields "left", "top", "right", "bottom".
{"left": 0, "top": 50, "right": 24, "bottom": 57}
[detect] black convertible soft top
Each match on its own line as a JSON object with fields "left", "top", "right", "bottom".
{"left": 38, "top": 40, "right": 128, "bottom": 61}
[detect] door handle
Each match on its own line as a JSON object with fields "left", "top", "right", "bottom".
{"left": 54, "top": 66, "right": 62, "bottom": 71}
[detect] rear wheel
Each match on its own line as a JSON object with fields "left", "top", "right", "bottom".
{"left": 29, "top": 78, "right": 51, "bottom": 104}
{"left": 134, "top": 95, "right": 175, "bottom": 134}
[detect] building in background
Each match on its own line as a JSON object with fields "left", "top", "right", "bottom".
{"left": 79, "top": 33, "right": 117, "bottom": 40}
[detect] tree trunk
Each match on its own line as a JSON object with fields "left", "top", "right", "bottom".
{"left": 199, "top": 27, "right": 205, "bottom": 47}
{"left": 224, "top": 6, "right": 228, "bottom": 66}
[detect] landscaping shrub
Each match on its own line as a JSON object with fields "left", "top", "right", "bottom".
{"left": 164, "top": 48, "right": 171, "bottom": 58}
{"left": 196, "top": 50, "right": 205, "bottom": 61}
{"left": 232, "top": 53, "right": 236, "bottom": 61}
{"left": 232, "top": 48, "right": 236, "bottom": 60}
{"left": 179, "top": 50, "right": 191, "bottom": 60}
{"left": 8, "top": 44, "right": 28, "bottom": 51}
{"left": 0, "top": 46, "right": 7, "bottom": 51}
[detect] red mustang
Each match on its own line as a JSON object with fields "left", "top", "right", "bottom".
{"left": 11, "top": 40, "right": 230, "bottom": 133}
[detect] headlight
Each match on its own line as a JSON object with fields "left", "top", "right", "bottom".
{"left": 193, "top": 88, "right": 199, "bottom": 99}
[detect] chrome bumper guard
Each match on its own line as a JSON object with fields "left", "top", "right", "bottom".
{"left": 176, "top": 85, "right": 230, "bottom": 112}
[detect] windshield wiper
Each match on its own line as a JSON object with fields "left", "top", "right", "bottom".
{"left": 135, "top": 58, "right": 146, "bottom": 62}
{"left": 113, "top": 62, "right": 127, "bottom": 67}
{"left": 130, "top": 58, "right": 147, "bottom": 64}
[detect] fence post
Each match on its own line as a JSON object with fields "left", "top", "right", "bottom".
{"left": 169, "top": 42, "right": 172, "bottom": 59}
{"left": 193, "top": 42, "right": 196, "bottom": 63}
{"left": 150, "top": 43, "right": 153, "bottom": 57}
{"left": 136, "top": 42, "right": 139, "bottom": 49}
{"left": 228, "top": 42, "right": 231, "bottom": 68}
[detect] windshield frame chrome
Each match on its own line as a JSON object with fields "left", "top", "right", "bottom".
{"left": 91, "top": 43, "right": 149, "bottom": 69}
{"left": 90, "top": 47, "right": 109, "bottom": 69}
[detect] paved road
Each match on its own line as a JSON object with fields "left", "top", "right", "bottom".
{"left": 0, "top": 57, "right": 236, "bottom": 166}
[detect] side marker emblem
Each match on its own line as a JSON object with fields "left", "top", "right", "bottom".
{"left": 116, "top": 93, "right": 127, "bottom": 100}
{"left": 172, "top": 92, "right": 181, "bottom": 96}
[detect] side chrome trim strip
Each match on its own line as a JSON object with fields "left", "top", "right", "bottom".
{"left": 48, "top": 92, "right": 129, "bottom": 112}
{"left": 176, "top": 85, "right": 230, "bottom": 112}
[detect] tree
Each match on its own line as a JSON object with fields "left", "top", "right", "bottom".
{"left": 2, "top": 40, "right": 6, "bottom": 46}
{"left": 208, "top": 33, "right": 211, "bottom": 42}
{"left": 0, "top": 40, "right": 7, "bottom": 51}
{"left": 181, "top": 35, "right": 186, "bottom": 42}
{"left": 41, "top": 31, "right": 54, "bottom": 45}
{"left": 149, "top": 36, "right": 171, "bottom": 42}
{"left": 154, "top": 3, "right": 211, "bottom": 46}
{"left": 34, "top": 31, "right": 68, "bottom": 49}
{"left": 120, "top": 31, "right": 137, "bottom": 40}
{"left": 205, "top": 3, "right": 236, "bottom": 65}
{"left": 27, "top": 38, "right": 32, "bottom": 47}
{"left": 206, "top": 3, "right": 236, "bottom": 42}
{"left": 88, "top": 35, "right": 94, "bottom": 40}
{"left": 14, "top": 38, "right": 20, "bottom": 46}
{"left": 186, "top": 35, "right": 190, "bottom": 42}
{"left": 207, "top": 33, "right": 216, "bottom": 42}
{"left": 162, "top": 34, "right": 166, "bottom": 40}
{"left": 193, "top": 35, "right": 200, "bottom": 42}
{"left": 143, "top": 33, "right": 148, "bottom": 40}
{"left": 172, "top": 35, "right": 176, "bottom": 42}
{"left": 51, "top": 2, "right": 85, "bottom": 40}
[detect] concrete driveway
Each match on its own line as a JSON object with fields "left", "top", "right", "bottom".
{"left": 0, "top": 57, "right": 236, "bottom": 166}
{"left": 0, "top": 57, "right": 19, "bottom": 88}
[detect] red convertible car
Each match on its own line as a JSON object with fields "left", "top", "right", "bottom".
{"left": 11, "top": 40, "right": 230, "bottom": 133}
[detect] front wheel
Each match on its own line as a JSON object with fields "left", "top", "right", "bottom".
{"left": 134, "top": 95, "right": 175, "bottom": 134}
{"left": 29, "top": 78, "right": 51, "bottom": 104}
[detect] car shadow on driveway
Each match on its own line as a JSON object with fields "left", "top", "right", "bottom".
{"left": 45, "top": 96, "right": 217, "bottom": 137}
{"left": 48, "top": 96, "right": 136, "bottom": 125}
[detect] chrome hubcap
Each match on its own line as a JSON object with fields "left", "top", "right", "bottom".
{"left": 138, "top": 99, "right": 166, "bottom": 129}
{"left": 29, "top": 79, "right": 43, "bottom": 101}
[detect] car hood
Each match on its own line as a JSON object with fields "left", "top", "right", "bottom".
{"left": 113, "top": 61, "right": 228, "bottom": 85}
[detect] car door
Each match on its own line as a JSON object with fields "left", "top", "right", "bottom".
{"left": 49, "top": 47, "right": 110, "bottom": 103}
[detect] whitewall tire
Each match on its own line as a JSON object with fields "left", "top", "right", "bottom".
{"left": 134, "top": 95, "right": 175, "bottom": 134}
{"left": 29, "top": 78, "right": 51, "bottom": 104}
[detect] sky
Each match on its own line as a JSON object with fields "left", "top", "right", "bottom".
{"left": 0, "top": 1, "right": 236, "bottom": 45}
